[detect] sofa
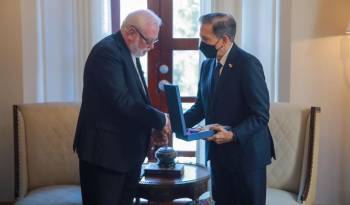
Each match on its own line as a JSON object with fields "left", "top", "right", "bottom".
{"left": 13, "top": 102, "right": 320, "bottom": 205}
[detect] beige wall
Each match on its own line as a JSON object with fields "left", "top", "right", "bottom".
{"left": 0, "top": 0, "right": 23, "bottom": 201}
{"left": 291, "top": 0, "right": 350, "bottom": 204}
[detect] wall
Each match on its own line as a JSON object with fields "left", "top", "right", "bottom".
{"left": 0, "top": 0, "right": 23, "bottom": 201}
{"left": 290, "top": 0, "right": 350, "bottom": 204}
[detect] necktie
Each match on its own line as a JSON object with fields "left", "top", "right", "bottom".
{"left": 213, "top": 62, "right": 222, "bottom": 88}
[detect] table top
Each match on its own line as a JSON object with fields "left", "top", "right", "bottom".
{"left": 139, "top": 163, "right": 210, "bottom": 187}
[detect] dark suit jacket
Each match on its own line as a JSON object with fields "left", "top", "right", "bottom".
{"left": 184, "top": 44, "right": 275, "bottom": 171}
{"left": 73, "top": 31, "right": 165, "bottom": 172}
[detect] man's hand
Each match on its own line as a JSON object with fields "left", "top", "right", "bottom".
{"left": 151, "top": 129, "right": 168, "bottom": 146}
{"left": 151, "top": 114, "right": 172, "bottom": 146}
{"left": 207, "top": 124, "right": 234, "bottom": 144}
{"left": 161, "top": 113, "right": 172, "bottom": 138}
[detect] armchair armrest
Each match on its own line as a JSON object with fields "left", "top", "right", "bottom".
{"left": 297, "top": 107, "right": 321, "bottom": 205}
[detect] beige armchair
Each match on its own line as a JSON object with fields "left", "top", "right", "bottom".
{"left": 267, "top": 103, "right": 321, "bottom": 205}
{"left": 14, "top": 103, "right": 82, "bottom": 205}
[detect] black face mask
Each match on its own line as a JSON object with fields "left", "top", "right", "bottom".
{"left": 199, "top": 41, "right": 217, "bottom": 58}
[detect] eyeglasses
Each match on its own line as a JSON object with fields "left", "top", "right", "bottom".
{"left": 131, "top": 25, "right": 159, "bottom": 46}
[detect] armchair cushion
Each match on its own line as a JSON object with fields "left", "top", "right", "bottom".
{"left": 266, "top": 188, "right": 298, "bottom": 205}
{"left": 15, "top": 185, "right": 81, "bottom": 205}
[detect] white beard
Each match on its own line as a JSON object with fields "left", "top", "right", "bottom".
{"left": 130, "top": 42, "right": 147, "bottom": 57}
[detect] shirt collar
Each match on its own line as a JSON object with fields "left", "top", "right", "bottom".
{"left": 131, "top": 55, "right": 137, "bottom": 65}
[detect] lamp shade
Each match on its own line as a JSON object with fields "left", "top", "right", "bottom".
{"left": 346, "top": 22, "right": 350, "bottom": 34}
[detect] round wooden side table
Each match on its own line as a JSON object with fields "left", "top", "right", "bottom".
{"left": 136, "top": 163, "right": 210, "bottom": 205}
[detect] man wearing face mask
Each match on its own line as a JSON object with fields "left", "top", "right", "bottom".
{"left": 184, "top": 13, "right": 275, "bottom": 205}
{"left": 73, "top": 10, "right": 171, "bottom": 205}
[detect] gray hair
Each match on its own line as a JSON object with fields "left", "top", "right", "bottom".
{"left": 199, "top": 13, "right": 236, "bottom": 41}
{"left": 121, "top": 9, "right": 162, "bottom": 31}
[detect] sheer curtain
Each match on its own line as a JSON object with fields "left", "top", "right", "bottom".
{"left": 241, "top": 0, "right": 278, "bottom": 101}
{"left": 21, "top": 0, "right": 111, "bottom": 103}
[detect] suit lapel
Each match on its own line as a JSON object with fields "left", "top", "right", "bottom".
{"left": 114, "top": 32, "right": 150, "bottom": 104}
{"left": 208, "top": 60, "right": 217, "bottom": 111}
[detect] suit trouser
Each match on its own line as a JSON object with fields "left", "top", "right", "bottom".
{"left": 79, "top": 159, "right": 141, "bottom": 205}
{"left": 211, "top": 160, "right": 266, "bottom": 205}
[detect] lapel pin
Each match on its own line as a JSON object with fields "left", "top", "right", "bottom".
{"left": 228, "top": 63, "right": 233, "bottom": 68}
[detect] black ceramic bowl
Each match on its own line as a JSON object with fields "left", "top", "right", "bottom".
{"left": 155, "top": 146, "right": 177, "bottom": 168}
